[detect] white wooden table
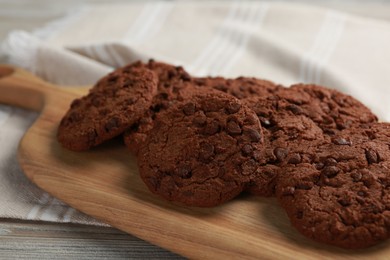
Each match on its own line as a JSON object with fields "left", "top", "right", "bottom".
{"left": 1, "top": 0, "right": 390, "bottom": 259}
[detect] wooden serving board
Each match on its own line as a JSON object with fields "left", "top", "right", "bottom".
{"left": 1, "top": 65, "right": 389, "bottom": 259}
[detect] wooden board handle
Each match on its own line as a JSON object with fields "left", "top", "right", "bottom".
{"left": 0, "top": 65, "right": 55, "bottom": 111}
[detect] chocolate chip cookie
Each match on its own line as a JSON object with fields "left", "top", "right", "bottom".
{"left": 124, "top": 73, "right": 281, "bottom": 154}
{"left": 243, "top": 84, "right": 378, "bottom": 196}
{"left": 137, "top": 90, "right": 264, "bottom": 207}
{"left": 57, "top": 66, "right": 158, "bottom": 151}
{"left": 276, "top": 123, "right": 390, "bottom": 249}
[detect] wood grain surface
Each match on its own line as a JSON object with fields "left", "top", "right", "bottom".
{"left": 1, "top": 65, "right": 390, "bottom": 259}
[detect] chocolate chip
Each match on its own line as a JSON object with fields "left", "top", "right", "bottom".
{"left": 326, "top": 176, "right": 343, "bottom": 187}
{"left": 378, "top": 177, "right": 390, "bottom": 187}
{"left": 357, "top": 190, "right": 367, "bottom": 197}
{"left": 226, "top": 120, "right": 242, "bottom": 135}
{"left": 177, "top": 166, "right": 192, "bottom": 179}
{"left": 264, "top": 169, "right": 277, "bottom": 178}
{"left": 173, "top": 86, "right": 183, "bottom": 94}
{"left": 322, "top": 115, "right": 333, "bottom": 125}
{"left": 157, "top": 92, "right": 169, "bottom": 100}
{"left": 288, "top": 153, "right": 302, "bottom": 164}
{"left": 168, "top": 70, "right": 176, "bottom": 79}
{"left": 365, "top": 149, "right": 379, "bottom": 164}
{"left": 260, "top": 118, "right": 271, "bottom": 127}
{"left": 274, "top": 147, "right": 289, "bottom": 162}
{"left": 214, "top": 85, "right": 228, "bottom": 92}
{"left": 123, "top": 79, "right": 135, "bottom": 88}
{"left": 338, "top": 198, "right": 351, "bottom": 206}
{"left": 248, "top": 87, "right": 256, "bottom": 94}
{"left": 296, "top": 211, "right": 303, "bottom": 219}
{"left": 351, "top": 171, "right": 362, "bottom": 182}
{"left": 241, "top": 159, "right": 257, "bottom": 175}
{"left": 356, "top": 196, "right": 365, "bottom": 204}
{"left": 336, "top": 120, "right": 353, "bottom": 130}
{"left": 203, "top": 120, "right": 220, "bottom": 135}
{"left": 315, "top": 162, "right": 324, "bottom": 170}
{"left": 323, "top": 128, "right": 336, "bottom": 135}
{"left": 324, "top": 157, "right": 337, "bottom": 166}
{"left": 372, "top": 206, "right": 383, "bottom": 214}
{"left": 282, "top": 186, "right": 295, "bottom": 196}
{"left": 107, "top": 75, "right": 118, "bottom": 83}
{"left": 199, "top": 142, "right": 215, "bottom": 163}
{"left": 231, "top": 91, "right": 245, "bottom": 99}
{"left": 194, "top": 79, "right": 205, "bottom": 87}
{"left": 180, "top": 73, "right": 191, "bottom": 81}
{"left": 363, "top": 177, "right": 377, "bottom": 188}
{"left": 244, "top": 128, "right": 262, "bottom": 142}
{"left": 193, "top": 114, "right": 207, "bottom": 127}
{"left": 365, "top": 130, "right": 376, "bottom": 140}
{"left": 244, "top": 113, "right": 258, "bottom": 125}
{"left": 183, "top": 102, "right": 196, "bottom": 116}
{"left": 313, "top": 90, "right": 326, "bottom": 100}
{"left": 322, "top": 166, "right": 340, "bottom": 178}
{"left": 296, "top": 182, "right": 312, "bottom": 190}
{"left": 286, "top": 104, "right": 303, "bottom": 115}
{"left": 332, "top": 137, "right": 351, "bottom": 145}
{"left": 241, "top": 144, "right": 253, "bottom": 156}
{"left": 226, "top": 101, "right": 241, "bottom": 114}
{"left": 105, "top": 117, "right": 119, "bottom": 132}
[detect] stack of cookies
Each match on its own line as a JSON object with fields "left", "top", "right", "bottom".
{"left": 58, "top": 60, "right": 390, "bottom": 249}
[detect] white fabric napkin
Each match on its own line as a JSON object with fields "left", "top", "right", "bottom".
{"left": 1, "top": 1, "right": 390, "bottom": 225}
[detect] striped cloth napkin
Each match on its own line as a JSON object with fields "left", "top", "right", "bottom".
{"left": 1, "top": 1, "right": 390, "bottom": 225}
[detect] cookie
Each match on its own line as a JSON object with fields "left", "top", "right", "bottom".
{"left": 123, "top": 60, "right": 194, "bottom": 154}
{"left": 124, "top": 73, "right": 280, "bottom": 154}
{"left": 275, "top": 123, "right": 390, "bottom": 249}
{"left": 57, "top": 66, "right": 158, "bottom": 151}
{"left": 243, "top": 84, "right": 377, "bottom": 196}
{"left": 137, "top": 90, "right": 264, "bottom": 207}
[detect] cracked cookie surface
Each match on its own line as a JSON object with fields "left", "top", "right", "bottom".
{"left": 137, "top": 91, "right": 264, "bottom": 207}
{"left": 193, "top": 76, "right": 281, "bottom": 99}
{"left": 283, "top": 84, "right": 378, "bottom": 133}
{"left": 275, "top": 123, "right": 390, "bottom": 249}
{"left": 57, "top": 66, "right": 158, "bottom": 151}
{"left": 123, "top": 60, "right": 194, "bottom": 154}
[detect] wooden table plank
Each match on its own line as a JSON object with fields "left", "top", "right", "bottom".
{"left": 0, "top": 219, "right": 182, "bottom": 259}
